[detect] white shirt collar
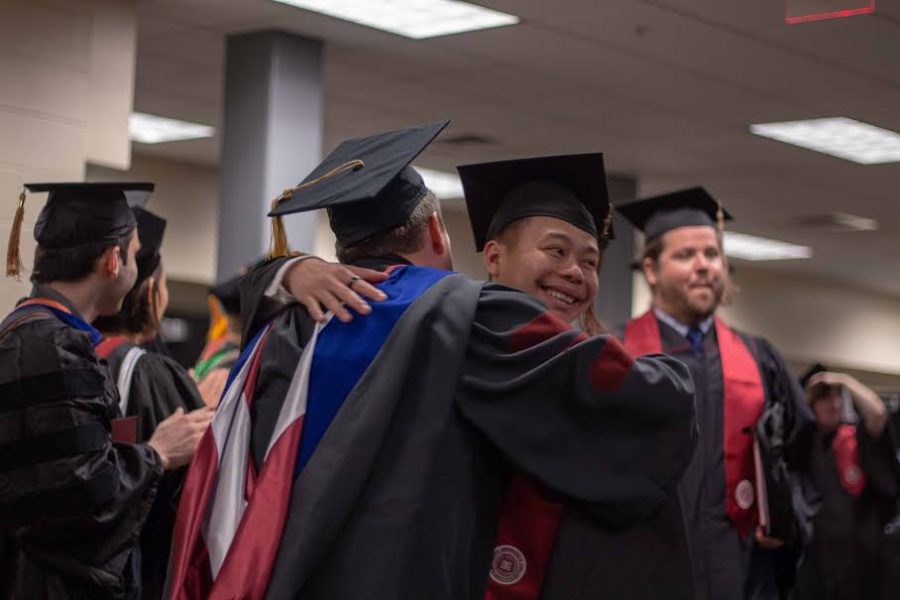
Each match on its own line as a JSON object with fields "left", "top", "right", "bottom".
{"left": 653, "top": 307, "right": 714, "bottom": 338}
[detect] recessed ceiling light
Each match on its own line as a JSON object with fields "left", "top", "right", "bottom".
{"left": 795, "top": 211, "right": 879, "bottom": 233}
{"left": 271, "top": 0, "right": 519, "bottom": 39}
{"left": 724, "top": 232, "right": 813, "bottom": 262}
{"left": 417, "top": 167, "right": 464, "bottom": 199}
{"left": 750, "top": 117, "right": 900, "bottom": 164}
{"left": 129, "top": 112, "right": 215, "bottom": 144}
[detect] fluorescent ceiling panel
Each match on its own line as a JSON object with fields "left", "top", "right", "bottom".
{"left": 724, "top": 232, "right": 813, "bottom": 262}
{"left": 750, "top": 117, "right": 900, "bottom": 164}
{"left": 417, "top": 167, "right": 464, "bottom": 199}
{"left": 272, "top": 0, "right": 519, "bottom": 39}
{"left": 129, "top": 112, "right": 215, "bottom": 144}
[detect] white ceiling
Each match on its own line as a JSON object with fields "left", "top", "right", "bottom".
{"left": 134, "top": 0, "right": 900, "bottom": 295}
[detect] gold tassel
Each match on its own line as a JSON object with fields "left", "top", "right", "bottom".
{"left": 268, "top": 195, "right": 291, "bottom": 259}
{"left": 716, "top": 201, "right": 725, "bottom": 237}
{"left": 6, "top": 189, "right": 26, "bottom": 279}
{"left": 267, "top": 159, "right": 365, "bottom": 260}
{"left": 601, "top": 201, "right": 614, "bottom": 239}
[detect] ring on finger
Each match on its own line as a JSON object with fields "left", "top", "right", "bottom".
{"left": 347, "top": 275, "right": 362, "bottom": 288}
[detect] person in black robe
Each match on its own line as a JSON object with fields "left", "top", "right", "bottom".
{"left": 253, "top": 155, "right": 698, "bottom": 600}
{"left": 458, "top": 154, "right": 695, "bottom": 600}
{"left": 168, "top": 122, "right": 698, "bottom": 600}
{"left": 0, "top": 182, "right": 211, "bottom": 599}
{"left": 795, "top": 365, "right": 899, "bottom": 600}
{"left": 93, "top": 206, "right": 210, "bottom": 600}
{"left": 615, "top": 188, "right": 820, "bottom": 600}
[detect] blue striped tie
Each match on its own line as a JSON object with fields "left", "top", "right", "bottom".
{"left": 686, "top": 327, "right": 704, "bottom": 354}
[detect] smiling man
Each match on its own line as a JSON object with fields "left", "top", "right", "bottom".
{"left": 617, "top": 188, "right": 820, "bottom": 600}
{"left": 459, "top": 155, "right": 696, "bottom": 600}
{"left": 459, "top": 154, "right": 609, "bottom": 335}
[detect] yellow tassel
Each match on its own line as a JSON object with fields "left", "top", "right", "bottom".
{"left": 6, "top": 189, "right": 26, "bottom": 279}
{"left": 716, "top": 202, "right": 725, "bottom": 237}
{"left": 268, "top": 195, "right": 291, "bottom": 259}
{"left": 601, "top": 201, "right": 614, "bottom": 240}
{"left": 267, "top": 159, "right": 365, "bottom": 260}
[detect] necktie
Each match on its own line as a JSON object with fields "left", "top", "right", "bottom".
{"left": 686, "top": 327, "right": 704, "bottom": 354}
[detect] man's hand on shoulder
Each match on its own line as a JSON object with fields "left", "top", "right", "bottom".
{"left": 284, "top": 258, "right": 388, "bottom": 323}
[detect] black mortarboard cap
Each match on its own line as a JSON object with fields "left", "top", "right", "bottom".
{"left": 458, "top": 153, "right": 612, "bottom": 252}
{"left": 210, "top": 274, "right": 242, "bottom": 316}
{"left": 132, "top": 207, "right": 166, "bottom": 287}
{"left": 28, "top": 182, "right": 154, "bottom": 248}
{"left": 616, "top": 187, "right": 732, "bottom": 242}
{"left": 7, "top": 181, "right": 155, "bottom": 278}
{"left": 268, "top": 121, "right": 449, "bottom": 247}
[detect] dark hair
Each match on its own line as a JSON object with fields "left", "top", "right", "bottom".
{"left": 641, "top": 235, "right": 665, "bottom": 264}
{"left": 336, "top": 191, "right": 441, "bottom": 264}
{"left": 93, "top": 263, "right": 163, "bottom": 338}
{"left": 31, "top": 233, "right": 132, "bottom": 284}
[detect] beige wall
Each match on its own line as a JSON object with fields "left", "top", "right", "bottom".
{"left": 0, "top": 0, "right": 137, "bottom": 314}
{"left": 87, "top": 154, "right": 219, "bottom": 284}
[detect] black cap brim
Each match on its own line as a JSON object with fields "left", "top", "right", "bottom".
{"left": 616, "top": 187, "right": 732, "bottom": 241}
{"left": 269, "top": 121, "right": 449, "bottom": 218}
{"left": 458, "top": 153, "right": 611, "bottom": 252}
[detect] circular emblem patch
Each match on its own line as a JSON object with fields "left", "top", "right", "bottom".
{"left": 843, "top": 465, "right": 862, "bottom": 486}
{"left": 490, "top": 545, "right": 527, "bottom": 586}
{"left": 735, "top": 479, "right": 755, "bottom": 510}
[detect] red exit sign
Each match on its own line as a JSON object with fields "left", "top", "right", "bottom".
{"left": 786, "top": 0, "right": 875, "bottom": 24}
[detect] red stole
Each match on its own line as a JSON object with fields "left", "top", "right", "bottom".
{"left": 484, "top": 313, "right": 589, "bottom": 600}
{"left": 624, "top": 310, "right": 765, "bottom": 539}
{"left": 832, "top": 424, "right": 866, "bottom": 497}
{"left": 96, "top": 335, "right": 129, "bottom": 359}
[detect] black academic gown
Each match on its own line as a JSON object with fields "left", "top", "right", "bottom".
{"left": 628, "top": 319, "right": 818, "bottom": 600}
{"left": 0, "top": 286, "right": 162, "bottom": 600}
{"left": 105, "top": 342, "right": 205, "bottom": 600}
{"left": 234, "top": 257, "right": 698, "bottom": 600}
{"left": 795, "top": 424, "right": 900, "bottom": 600}
{"left": 540, "top": 488, "right": 694, "bottom": 600}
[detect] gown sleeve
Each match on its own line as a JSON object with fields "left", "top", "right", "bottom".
{"left": 238, "top": 256, "right": 297, "bottom": 348}
{"left": 750, "top": 336, "right": 821, "bottom": 589}
{"left": 455, "top": 284, "right": 698, "bottom": 525}
{"left": 858, "top": 422, "right": 900, "bottom": 500}
{"left": 0, "top": 318, "right": 163, "bottom": 574}
{"left": 127, "top": 352, "right": 205, "bottom": 442}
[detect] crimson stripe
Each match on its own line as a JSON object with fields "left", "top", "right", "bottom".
{"left": 509, "top": 311, "right": 573, "bottom": 353}
{"left": 168, "top": 430, "right": 221, "bottom": 600}
{"left": 209, "top": 416, "right": 305, "bottom": 600}
{"left": 588, "top": 336, "right": 634, "bottom": 394}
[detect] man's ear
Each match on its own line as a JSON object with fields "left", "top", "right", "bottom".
{"left": 483, "top": 240, "right": 502, "bottom": 280}
{"left": 426, "top": 212, "right": 446, "bottom": 255}
{"left": 641, "top": 256, "right": 657, "bottom": 288}
{"left": 145, "top": 276, "right": 156, "bottom": 305}
{"left": 99, "top": 245, "right": 122, "bottom": 280}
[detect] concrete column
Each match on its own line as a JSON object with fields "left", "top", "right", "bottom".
{"left": 595, "top": 174, "right": 637, "bottom": 329}
{"left": 217, "top": 31, "right": 323, "bottom": 279}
